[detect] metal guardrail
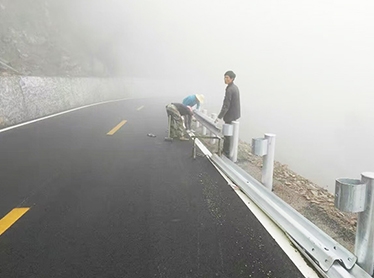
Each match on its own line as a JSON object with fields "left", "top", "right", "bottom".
{"left": 193, "top": 109, "right": 222, "bottom": 137}
{"left": 209, "top": 154, "right": 371, "bottom": 278}
{"left": 192, "top": 108, "right": 373, "bottom": 277}
{"left": 192, "top": 110, "right": 223, "bottom": 158}
{"left": 193, "top": 109, "right": 240, "bottom": 162}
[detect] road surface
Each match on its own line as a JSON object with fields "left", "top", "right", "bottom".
{"left": 0, "top": 98, "right": 306, "bottom": 277}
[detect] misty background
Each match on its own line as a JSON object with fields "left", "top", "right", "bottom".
{"left": 1, "top": 0, "right": 373, "bottom": 192}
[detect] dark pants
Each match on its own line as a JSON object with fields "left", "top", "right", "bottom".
{"left": 223, "top": 121, "right": 232, "bottom": 156}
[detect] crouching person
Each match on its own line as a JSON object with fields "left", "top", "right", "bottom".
{"left": 165, "top": 103, "right": 193, "bottom": 141}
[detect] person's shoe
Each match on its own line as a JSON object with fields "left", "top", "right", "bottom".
{"left": 179, "top": 137, "right": 189, "bottom": 141}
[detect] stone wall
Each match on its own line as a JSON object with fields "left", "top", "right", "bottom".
{"left": 0, "top": 76, "right": 134, "bottom": 128}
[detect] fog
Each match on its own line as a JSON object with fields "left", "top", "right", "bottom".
{"left": 49, "top": 1, "right": 374, "bottom": 191}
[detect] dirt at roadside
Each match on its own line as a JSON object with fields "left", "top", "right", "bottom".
{"left": 201, "top": 138, "right": 357, "bottom": 253}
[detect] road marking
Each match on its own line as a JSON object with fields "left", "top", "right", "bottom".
{"left": 137, "top": 105, "right": 144, "bottom": 111}
{"left": 0, "top": 208, "right": 30, "bottom": 236}
{"left": 107, "top": 120, "right": 127, "bottom": 135}
{"left": 0, "top": 98, "right": 131, "bottom": 134}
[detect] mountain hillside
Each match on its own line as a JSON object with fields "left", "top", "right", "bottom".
{"left": 0, "top": 0, "right": 109, "bottom": 77}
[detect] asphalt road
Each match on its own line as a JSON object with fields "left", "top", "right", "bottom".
{"left": 0, "top": 98, "right": 305, "bottom": 277}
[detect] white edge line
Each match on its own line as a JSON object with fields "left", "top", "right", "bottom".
{"left": 192, "top": 135, "right": 320, "bottom": 278}
{"left": 0, "top": 98, "right": 130, "bottom": 133}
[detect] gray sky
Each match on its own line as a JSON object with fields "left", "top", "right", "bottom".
{"left": 62, "top": 0, "right": 374, "bottom": 78}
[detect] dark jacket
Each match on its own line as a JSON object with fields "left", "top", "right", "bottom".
{"left": 218, "top": 82, "right": 241, "bottom": 123}
{"left": 172, "top": 103, "right": 193, "bottom": 129}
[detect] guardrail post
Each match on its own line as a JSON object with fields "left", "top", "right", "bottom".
{"left": 229, "top": 121, "right": 239, "bottom": 162}
{"left": 202, "top": 109, "right": 208, "bottom": 135}
{"left": 210, "top": 113, "right": 217, "bottom": 144}
{"left": 252, "top": 133, "right": 276, "bottom": 191}
{"left": 196, "top": 119, "right": 200, "bottom": 128}
{"left": 335, "top": 172, "right": 374, "bottom": 276}
{"left": 262, "top": 133, "right": 276, "bottom": 191}
{"left": 357, "top": 172, "right": 374, "bottom": 276}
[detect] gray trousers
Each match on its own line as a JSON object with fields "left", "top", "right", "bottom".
{"left": 166, "top": 104, "right": 184, "bottom": 138}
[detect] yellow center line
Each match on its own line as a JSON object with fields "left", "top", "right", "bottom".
{"left": 107, "top": 120, "right": 127, "bottom": 135}
{"left": 137, "top": 105, "right": 144, "bottom": 111}
{"left": 0, "top": 208, "right": 30, "bottom": 236}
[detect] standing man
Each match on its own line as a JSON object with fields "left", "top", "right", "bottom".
{"left": 182, "top": 94, "right": 205, "bottom": 110}
{"left": 165, "top": 103, "right": 193, "bottom": 141}
{"left": 216, "top": 70, "right": 241, "bottom": 156}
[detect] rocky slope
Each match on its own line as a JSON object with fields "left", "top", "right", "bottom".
{"left": 201, "top": 138, "right": 356, "bottom": 253}
{"left": 0, "top": 0, "right": 108, "bottom": 77}
{"left": 236, "top": 141, "right": 356, "bottom": 252}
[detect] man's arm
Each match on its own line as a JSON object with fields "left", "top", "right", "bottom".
{"left": 217, "top": 89, "right": 232, "bottom": 120}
